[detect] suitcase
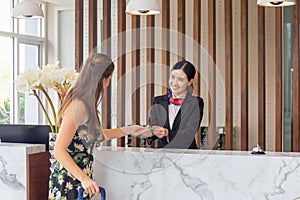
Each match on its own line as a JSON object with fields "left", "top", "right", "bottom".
{"left": 78, "top": 186, "right": 106, "bottom": 200}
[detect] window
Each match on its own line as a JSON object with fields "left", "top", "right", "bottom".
{"left": 0, "top": 0, "right": 45, "bottom": 125}
{"left": 0, "top": 36, "right": 12, "bottom": 123}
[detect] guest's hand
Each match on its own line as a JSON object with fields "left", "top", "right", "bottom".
{"left": 81, "top": 176, "right": 99, "bottom": 197}
{"left": 120, "top": 125, "right": 145, "bottom": 136}
{"left": 137, "top": 125, "right": 168, "bottom": 138}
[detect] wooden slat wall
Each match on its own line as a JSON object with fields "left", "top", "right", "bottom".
{"left": 193, "top": 0, "right": 201, "bottom": 96}
{"left": 146, "top": 15, "right": 155, "bottom": 148}
{"left": 102, "top": 0, "right": 112, "bottom": 138}
{"left": 225, "top": 0, "right": 233, "bottom": 150}
{"left": 257, "top": 6, "right": 266, "bottom": 148}
{"left": 275, "top": 7, "right": 283, "bottom": 152}
{"left": 117, "top": 0, "right": 126, "bottom": 147}
{"left": 193, "top": 0, "right": 201, "bottom": 148}
{"left": 162, "top": 0, "right": 170, "bottom": 94}
{"left": 292, "top": 0, "right": 300, "bottom": 152}
{"left": 131, "top": 15, "right": 141, "bottom": 147}
{"left": 178, "top": 0, "right": 185, "bottom": 60}
{"left": 208, "top": 0, "right": 216, "bottom": 149}
{"left": 240, "top": 0, "right": 248, "bottom": 150}
{"left": 88, "top": 0, "right": 97, "bottom": 52}
{"left": 74, "top": 0, "right": 300, "bottom": 152}
{"left": 75, "top": 0, "right": 83, "bottom": 71}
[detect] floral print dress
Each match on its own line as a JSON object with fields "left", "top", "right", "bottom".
{"left": 48, "top": 122, "right": 104, "bottom": 200}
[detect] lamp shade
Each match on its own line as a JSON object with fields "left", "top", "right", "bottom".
{"left": 257, "top": 0, "right": 296, "bottom": 7}
{"left": 126, "top": 0, "right": 161, "bottom": 15}
{"left": 12, "top": 0, "right": 44, "bottom": 19}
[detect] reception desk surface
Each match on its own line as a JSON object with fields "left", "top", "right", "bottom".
{"left": 0, "top": 143, "right": 45, "bottom": 200}
{"left": 94, "top": 147, "right": 300, "bottom": 200}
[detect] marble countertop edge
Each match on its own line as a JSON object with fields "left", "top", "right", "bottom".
{"left": 96, "top": 146, "right": 300, "bottom": 158}
{"left": 0, "top": 142, "right": 45, "bottom": 154}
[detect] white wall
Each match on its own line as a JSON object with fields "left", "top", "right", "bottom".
{"left": 46, "top": 3, "right": 74, "bottom": 69}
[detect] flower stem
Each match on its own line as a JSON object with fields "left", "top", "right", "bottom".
{"left": 32, "top": 90, "right": 55, "bottom": 133}
{"left": 39, "top": 87, "right": 58, "bottom": 133}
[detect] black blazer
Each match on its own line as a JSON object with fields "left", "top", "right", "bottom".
{"left": 149, "top": 92, "right": 204, "bottom": 149}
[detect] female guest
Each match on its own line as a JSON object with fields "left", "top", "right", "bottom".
{"left": 148, "top": 60, "right": 204, "bottom": 149}
{"left": 48, "top": 53, "right": 167, "bottom": 199}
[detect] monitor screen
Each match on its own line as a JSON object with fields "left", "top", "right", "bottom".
{"left": 0, "top": 124, "right": 51, "bottom": 150}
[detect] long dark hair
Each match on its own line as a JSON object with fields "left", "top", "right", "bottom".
{"left": 57, "top": 53, "right": 114, "bottom": 136}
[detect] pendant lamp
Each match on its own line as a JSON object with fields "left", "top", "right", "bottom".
{"left": 257, "top": 0, "right": 296, "bottom": 7}
{"left": 126, "top": 0, "right": 161, "bottom": 15}
{"left": 12, "top": 0, "right": 44, "bottom": 19}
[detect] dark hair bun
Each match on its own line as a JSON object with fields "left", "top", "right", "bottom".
{"left": 171, "top": 60, "right": 196, "bottom": 81}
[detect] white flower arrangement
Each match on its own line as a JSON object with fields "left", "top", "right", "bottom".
{"left": 15, "top": 62, "right": 78, "bottom": 133}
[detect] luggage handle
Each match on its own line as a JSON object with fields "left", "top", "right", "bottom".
{"left": 78, "top": 186, "right": 106, "bottom": 200}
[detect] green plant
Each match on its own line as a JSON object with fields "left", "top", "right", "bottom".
{"left": 19, "top": 93, "right": 25, "bottom": 123}
{"left": 0, "top": 98, "right": 10, "bottom": 124}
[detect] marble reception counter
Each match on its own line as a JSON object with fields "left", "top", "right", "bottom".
{"left": 93, "top": 147, "right": 300, "bottom": 200}
{"left": 0, "top": 143, "right": 47, "bottom": 200}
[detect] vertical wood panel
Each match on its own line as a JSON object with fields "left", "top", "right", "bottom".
{"left": 240, "top": 0, "right": 248, "bottom": 150}
{"left": 146, "top": 15, "right": 155, "bottom": 148}
{"left": 117, "top": 0, "right": 126, "bottom": 147}
{"left": 89, "top": 0, "right": 97, "bottom": 52}
{"left": 162, "top": 0, "right": 170, "bottom": 94}
{"left": 265, "top": 9, "right": 276, "bottom": 151}
{"left": 248, "top": 0, "right": 259, "bottom": 148}
{"left": 27, "top": 152, "right": 50, "bottom": 200}
{"left": 275, "top": 7, "right": 282, "bottom": 152}
{"left": 208, "top": 0, "right": 216, "bottom": 149}
{"left": 193, "top": 0, "right": 201, "bottom": 96}
{"left": 131, "top": 16, "right": 141, "bottom": 147}
{"left": 178, "top": 0, "right": 186, "bottom": 60}
{"left": 75, "top": 0, "right": 83, "bottom": 71}
{"left": 257, "top": 6, "right": 266, "bottom": 148}
{"left": 292, "top": 1, "right": 300, "bottom": 152}
{"left": 102, "top": 0, "right": 112, "bottom": 131}
{"left": 225, "top": 0, "right": 233, "bottom": 150}
{"left": 193, "top": 0, "right": 201, "bottom": 149}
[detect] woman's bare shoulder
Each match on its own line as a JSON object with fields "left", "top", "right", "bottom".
{"left": 64, "top": 99, "right": 88, "bottom": 126}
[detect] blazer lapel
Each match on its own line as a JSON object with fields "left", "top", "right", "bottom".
{"left": 161, "top": 94, "right": 171, "bottom": 130}
{"left": 172, "top": 93, "right": 193, "bottom": 131}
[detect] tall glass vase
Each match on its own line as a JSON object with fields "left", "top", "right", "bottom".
{"left": 49, "top": 132, "right": 58, "bottom": 173}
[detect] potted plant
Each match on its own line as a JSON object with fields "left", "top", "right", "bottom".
{"left": 15, "top": 62, "right": 78, "bottom": 133}
{"left": 15, "top": 62, "right": 78, "bottom": 171}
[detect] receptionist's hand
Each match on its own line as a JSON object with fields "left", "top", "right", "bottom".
{"left": 139, "top": 125, "right": 168, "bottom": 138}
{"left": 152, "top": 126, "right": 168, "bottom": 138}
